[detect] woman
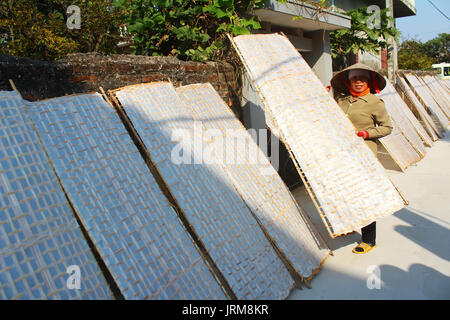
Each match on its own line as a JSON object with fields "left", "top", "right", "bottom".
{"left": 330, "top": 63, "right": 393, "bottom": 254}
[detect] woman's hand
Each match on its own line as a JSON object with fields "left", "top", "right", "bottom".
{"left": 356, "top": 130, "right": 370, "bottom": 139}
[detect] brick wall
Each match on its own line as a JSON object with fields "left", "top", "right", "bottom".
{"left": 0, "top": 53, "right": 242, "bottom": 116}
{"left": 380, "top": 48, "right": 388, "bottom": 70}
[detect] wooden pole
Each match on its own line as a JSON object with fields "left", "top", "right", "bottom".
{"left": 9, "top": 79, "right": 20, "bottom": 95}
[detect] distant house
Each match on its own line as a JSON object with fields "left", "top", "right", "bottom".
{"left": 335, "top": 0, "right": 416, "bottom": 76}
{"left": 248, "top": 0, "right": 417, "bottom": 85}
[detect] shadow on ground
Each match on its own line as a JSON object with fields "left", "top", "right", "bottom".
{"left": 290, "top": 262, "right": 450, "bottom": 299}
{"left": 378, "top": 263, "right": 450, "bottom": 299}
{"left": 393, "top": 208, "right": 450, "bottom": 261}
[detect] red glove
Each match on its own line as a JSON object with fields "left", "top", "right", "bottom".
{"left": 357, "top": 131, "right": 369, "bottom": 139}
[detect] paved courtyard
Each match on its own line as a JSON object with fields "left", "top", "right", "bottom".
{"left": 288, "top": 133, "right": 450, "bottom": 299}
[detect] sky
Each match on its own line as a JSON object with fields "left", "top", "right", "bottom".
{"left": 395, "top": 0, "right": 450, "bottom": 43}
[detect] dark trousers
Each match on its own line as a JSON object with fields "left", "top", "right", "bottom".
{"left": 362, "top": 221, "right": 376, "bottom": 246}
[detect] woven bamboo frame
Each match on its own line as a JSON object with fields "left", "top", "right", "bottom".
{"left": 111, "top": 82, "right": 295, "bottom": 299}
{"left": 27, "top": 92, "right": 226, "bottom": 300}
{"left": 176, "top": 83, "right": 331, "bottom": 283}
{"left": 396, "top": 73, "right": 440, "bottom": 141}
{"left": 438, "top": 78, "right": 450, "bottom": 92}
{"left": 106, "top": 87, "right": 235, "bottom": 300}
{"left": 378, "top": 79, "right": 426, "bottom": 159}
{"left": 404, "top": 74, "right": 449, "bottom": 131}
{"left": 226, "top": 34, "right": 335, "bottom": 237}
{"left": 387, "top": 80, "right": 432, "bottom": 150}
{"left": 433, "top": 76, "right": 450, "bottom": 98}
{"left": 391, "top": 81, "right": 434, "bottom": 147}
{"left": 0, "top": 91, "right": 113, "bottom": 300}
{"left": 379, "top": 127, "right": 421, "bottom": 172}
{"left": 229, "top": 33, "right": 405, "bottom": 238}
{"left": 420, "top": 75, "right": 450, "bottom": 119}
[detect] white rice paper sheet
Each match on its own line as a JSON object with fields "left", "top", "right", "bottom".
{"left": 176, "top": 83, "right": 330, "bottom": 280}
{"left": 114, "top": 82, "right": 294, "bottom": 299}
{"left": 439, "top": 78, "right": 450, "bottom": 92}
{"left": 378, "top": 79, "right": 427, "bottom": 155}
{"left": 0, "top": 91, "right": 113, "bottom": 300}
{"left": 396, "top": 75, "right": 439, "bottom": 141}
{"left": 379, "top": 126, "right": 421, "bottom": 171}
{"left": 421, "top": 75, "right": 450, "bottom": 119}
{"left": 404, "top": 74, "right": 449, "bottom": 130}
{"left": 28, "top": 93, "right": 226, "bottom": 300}
{"left": 232, "top": 33, "right": 405, "bottom": 237}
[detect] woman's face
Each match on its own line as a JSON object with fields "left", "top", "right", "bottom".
{"left": 350, "top": 75, "right": 369, "bottom": 93}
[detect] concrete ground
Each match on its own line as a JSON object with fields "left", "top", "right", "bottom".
{"left": 288, "top": 132, "right": 450, "bottom": 300}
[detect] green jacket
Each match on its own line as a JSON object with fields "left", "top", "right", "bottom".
{"left": 337, "top": 93, "right": 393, "bottom": 155}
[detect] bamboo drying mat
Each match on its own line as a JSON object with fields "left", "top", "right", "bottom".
{"left": 439, "top": 78, "right": 450, "bottom": 92}
{"left": 379, "top": 126, "right": 421, "bottom": 171}
{"left": 378, "top": 79, "right": 427, "bottom": 157}
{"left": 434, "top": 76, "right": 450, "bottom": 98}
{"left": 421, "top": 75, "right": 450, "bottom": 119}
{"left": 112, "top": 82, "right": 294, "bottom": 299}
{"left": 404, "top": 74, "right": 449, "bottom": 130}
{"left": 0, "top": 91, "right": 113, "bottom": 299}
{"left": 27, "top": 92, "right": 225, "bottom": 300}
{"left": 389, "top": 80, "right": 434, "bottom": 147}
{"left": 230, "top": 33, "right": 405, "bottom": 237}
{"left": 396, "top": 74, "right": 440, "bottom": 141}
{"left": 416, "top": 75, "right": 450, "bottom": 127}
{"left": 385, "top": 77, "right": 433, "bottom": 147}
{"left": 176, "top": 83, "right": 330, "bottom": 281}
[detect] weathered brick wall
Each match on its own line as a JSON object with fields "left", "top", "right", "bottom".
{"left": 0, "top": 53, "right": 242, "bottom": 115}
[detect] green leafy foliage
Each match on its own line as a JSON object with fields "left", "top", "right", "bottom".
{"left": 398, "top": 34, "right": 449, "bottom": 70}
{"left": 423, "top": 33, "right": 449, "bottom": 63}
{"left": 63, "top": 0, "right": 130, "bottom": 54}
{"left": 398, "top": 40, "right": 435, "bottom": 70}
{"left": 0, "top": 0, "right": 78, "bottom": 60}
{"left": 116, "top": 0, "right": 267, "bottom": 62}
{"left": 0, "top": 0, "right": 128, "bottom": 61}
{"left": 330, "top": 6, "right": 399, "bottom": 69}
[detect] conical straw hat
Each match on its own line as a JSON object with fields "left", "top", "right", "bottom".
{"left": 331, "top": 63, "right": 387, "bottom": 94}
